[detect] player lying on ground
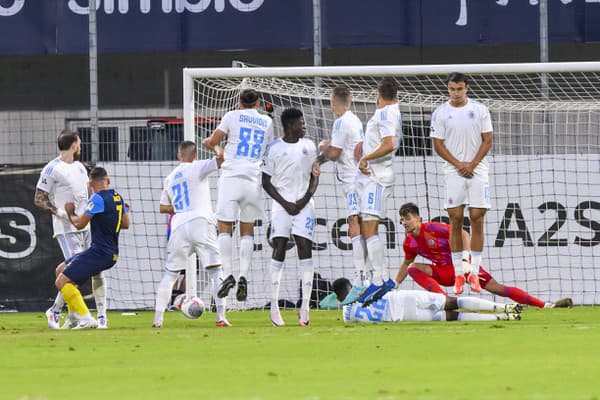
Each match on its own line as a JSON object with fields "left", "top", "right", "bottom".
{"left": 51, "top": 167, "right": 130, "bottom": 329}
{"left": 396, "top": 202, "right": 573, "bottom": 308}
{"left": 333, "top": 278, "right": 522, "bottom": 323}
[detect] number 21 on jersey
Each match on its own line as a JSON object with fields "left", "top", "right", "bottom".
{"left": 172, "top": 181, "right": 190, "bottom": 212}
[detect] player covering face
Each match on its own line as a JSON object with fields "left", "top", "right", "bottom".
{"left": 331, "top": 278, "right": 522, "bottom": 323}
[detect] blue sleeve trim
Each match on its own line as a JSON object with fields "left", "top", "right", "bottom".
{"left": 84, "top": 193, "right": 105, "bottom": 216}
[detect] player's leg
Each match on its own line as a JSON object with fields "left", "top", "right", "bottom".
{"left": 269, "top": 237, "right": 288, "bottom": 326}
{"left": 447, "top": 205, "right": 469, "bottom": 294}
{"left": 153, "top": 270, "right": 181, "bottom": 328}
{"left": 268, "top": 210, "right": 293, "bottom": 326}
{"left": 407, "top": 263, "right": 447, "bottom": 295}
{"left": 216, "top": 220, "right": 236, "bottom": 298}
{"left": 445, "top": 295, "right": 522, "bottom": 314}
{"left": 236, "top": 222, "right": 256, "bottom": 301}
{"left": 479, "top": 267, "right": 549, "bottom": 308}
{"left": 295, "top": 235, "right": 314, "bottom": 327}
{"left": 46, "top": 234, "right": 78, "bottom": 325}
{"left": 236, "top": 180, "right": 263, "bottom": 301}
{"left": 346, "top": 187, "right": 367, "bottom": 286}
{"left": 467, "top": 175, "right": 491, "bottom": 292}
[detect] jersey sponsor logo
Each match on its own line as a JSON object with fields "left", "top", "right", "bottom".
{"left": 0, "top": 207, "right": 37, "bottom": 259}
{"left": 468, "top": 111, "right": 475, "bottom": 119}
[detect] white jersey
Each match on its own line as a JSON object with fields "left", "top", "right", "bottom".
{"left": 160, "top": 158, "right": 219, "bottom": 233}
{"left": 343, "top": 290, "right": 446, "bottom": 323}
{"left": 216, "top": 108, "right": 273, "bottom": 182}
{"left": 330, "top": 110, "right": 363, "bottom": 186}
{"left": 430, "top": 98, "right": 493, "bottom": 176}
{"left": 36, "top": 157, "right": 90, "bottom": 237}
{"left": 362, "top": 104, "right": 402, "bottom": 187}
{"left": 262, "top": 138, "right": 318, "bottom": 214}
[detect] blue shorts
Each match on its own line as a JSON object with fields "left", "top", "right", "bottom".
{"left": 63, "top": 247, "right": 117, "bottom": 285}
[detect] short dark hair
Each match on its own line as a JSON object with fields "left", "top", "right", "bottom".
{"left": 399, "top": 202, "right": 420, "bottom": 217}
{"left": 178, "top": 140, "right": 196, "bottom": 155}
{"left": 57, "top": 129, "right": 79, "bottom": 151}
{"left": 240, "top": 89, "right": 260, "bottom": 108}
{"left": 89, "top": 166, "right": 108, "bottom": 182}
{"left": 332, "top": 278, "right": 352, "bottom": 302}
{"left": 332, "top": 85, "right": 351, "bottom": 104}
{"left": 377, "top": 78, "right": 398, "bottom": 101}
{"left": 280, "top": 108, "right": 303, "bottom": 132}
{"left": 446, "top": 72, "right": 469, "bottom": 86}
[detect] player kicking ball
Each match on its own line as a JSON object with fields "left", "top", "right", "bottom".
{"left": 333, "top": 278, "right": 522, "bottom": 324}
{"left": 52, "top": 167, "right": 130, "bottom": 329}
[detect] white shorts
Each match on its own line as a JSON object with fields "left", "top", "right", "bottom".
{"left": 165, "top": 217, "right": 221, "bottom": 272}
{"left": 269, "top": 204, "right": 315, "bottom": 241}
{"left": 444, "top": 173, "right": 491, "bottom": 209}
{"left": 215, "top": 175, "right": 263, "bottom": 223}
{"left": 356, "top": 178, "right": 390, "bottom": 220}
{"left": 343, "top": 184, "right": 360, "bottom": 217}
{"left": 56, "top": 231, "right": 90, "bottom": 259}
{"left": 391, "top": 291, "right": 447, "bottom": 322}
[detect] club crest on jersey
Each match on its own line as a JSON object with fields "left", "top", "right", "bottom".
{"left": 468, "top": 111, "right": 475, "bottom": 119}
{"left": 428, "top": 238, "right": 435, "bottom": 246}
{"left": 302, "top": 147, "right": 308, "bottom": 155}
{"left": 448, "top": 197, "right": 453, "bottom": 205}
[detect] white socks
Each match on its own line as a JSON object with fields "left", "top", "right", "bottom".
{"left": 458, "top": 313, "right": 499, "bottom": 321}
{"left": 299, "top": 259, "right": 314, "bottom": 311}
{"left": 471, "top": 251, "right": 482, "bottom": 274}
{"left": 457, "top": 296, "right": 505, "bottom": 312}
{"left": 218, "top": 233, "right": 233, "bottom": 276}
{"left": 208, "top": 267, "right": 226, "bottom": 321}
{"left": 351, "top": 235, "right": 367, "bottom": 286}
{"left": 366, "top": 236, "right": 385, "bottom": 285}
{"left": 239, "top": 235, "right": 254, "bottom": 279}
{"left": 51, "top": 292, "right": 65, "bottom": 313}
{"left": 92, "top": 273, "right": 107, "bottom": 316}
{"left": 270, "top": 259, "right": 284, "bottom": 309}
{"left": 154, "top": 270, "right": 179, "bottom": 322}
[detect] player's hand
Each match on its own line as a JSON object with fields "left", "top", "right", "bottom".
{"left": 456, "top": 162, "right": 474, "bottom": 178}
{"left": 125, "top": 202, "right": 131, "bottom": 212}
{"left": 318, "top": 139, "right": 330, "bottom": 153}
{"left": 358, "top": 157, "right": 370, "bottom": 175}
{"left": 282, "top": 201, "right": 300, "bottom": 216}
{"left": 64, "top": 202, "right": 76, "bottom": 216}
{"left": 312, "top": 162, "right": 321, "bottom": 177}
{"left": 354, "top": 142, "right": 363, "bottom": 162}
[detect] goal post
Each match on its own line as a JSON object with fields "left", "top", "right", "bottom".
{"left": 110, "top": 62, "right": 600, "bottom": 310}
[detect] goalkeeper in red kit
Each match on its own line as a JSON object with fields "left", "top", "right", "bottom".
{"left": 395, "top": 202, "right": 573, "bottom": 308}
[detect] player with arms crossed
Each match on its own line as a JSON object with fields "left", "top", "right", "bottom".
{"left": 52, "top": 167, "right": 130, "bottom": 329}
{"left": 35, "top": 129, "right": 108, "bottom": 329}
{"left": 317, "top": 85, "right": 368, "bottom": 296}
{"left": 203, "top": 89, "right": 273, "bottom": 302}
{"left": 152, "top": 141, "right": 229, "bottom": 328}
{"left": 395, "top": 202, "right": 573, "bottom": 308}
{"left": 356, "top": 78, "right": 402, "bottom": 305}
{"left": 333, "top": 278, "right": 522, "bottom": 324}
{"left": 262, "top": 108, "right": 319, "bottom": 327}
{"left": 431, "top": 72, "right": 492, "bottom": 294}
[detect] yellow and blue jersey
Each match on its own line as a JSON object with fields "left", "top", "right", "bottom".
{"left": 84, "top": 189, "right": 127, "bottom": 255}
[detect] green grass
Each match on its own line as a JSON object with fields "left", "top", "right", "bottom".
{"left": 1, "top": 307, "right": 598, "bottom": 400}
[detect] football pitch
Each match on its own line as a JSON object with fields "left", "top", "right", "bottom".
{"left": 1, "top": 307, "right": 598, "bottom": 400}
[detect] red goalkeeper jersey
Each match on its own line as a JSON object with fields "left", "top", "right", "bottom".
{"left": 403, "top": 222, "right": 453, "bottom": 266}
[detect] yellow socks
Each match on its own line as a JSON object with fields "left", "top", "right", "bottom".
{"left": 60, "top": 283, "right": 90, "bottom": 317}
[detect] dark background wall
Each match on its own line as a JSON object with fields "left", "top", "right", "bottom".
{"left": 1, "top": 43, "right": 600, "bottom": 110}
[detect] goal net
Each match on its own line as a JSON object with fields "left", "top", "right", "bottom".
{"left": 106, "top": 62, "right": 600, "bottom": 310}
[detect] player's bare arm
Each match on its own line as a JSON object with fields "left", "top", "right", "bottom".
{"left": 202, "top": 129, "right": 226, "bottom": 157}
{"left": 317, "top": 139, "right": 343, "bottom": 162}
{"left": 159, "top": 204, "right": 174, "bottom": 214}
{"left": 358, "top": 135, "right": 395, "bottom": 175}
{"left": 465, "top": 131, "right": 493, "bottom": 174}
{"left": 64, "top": 202, "right": 92, "bottom": 230}
{"left": 121, "top": 211, "right": 131, "bottom": 230}
{"left": 261, "top": 172, "right": 300, "bottom": 216}
{"left": 34, "top": 188, "right": 58, "bottom": 215}
{"left": 432, "top": 138, "right": 471, "bottom": 178}
{"left": 296, "top": 172, "right": 319, "bottom": 211}
{"left": 395, "top": 257, "right": 415, "bottom": 287}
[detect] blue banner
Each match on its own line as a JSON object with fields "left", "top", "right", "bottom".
{"left": 1, "top": 0, "right": 600, "bottom": 55}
